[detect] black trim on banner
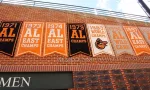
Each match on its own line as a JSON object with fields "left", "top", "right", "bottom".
{"left": 0, "top": 21, "right": 22, "bottom": 57}
{"left": 68, "top": 23, "right": 92, "bottom": 57}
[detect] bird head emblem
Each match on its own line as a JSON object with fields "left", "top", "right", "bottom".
{"left": 95, "top": 38, "right": 108, "bottom": 49}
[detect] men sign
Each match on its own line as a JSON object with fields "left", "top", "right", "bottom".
{"left": 16, "top": 22, "right": 44, "bottom": 56}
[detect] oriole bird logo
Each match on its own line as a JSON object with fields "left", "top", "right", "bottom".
{"left": 95, "top": 38, "right": 108, "bottom": 49}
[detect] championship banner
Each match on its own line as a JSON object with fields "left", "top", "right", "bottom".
{"left": 105, "top": 25, "right": 134, "bottom": 56}
{"left": 68, "top": 23, "right": 91, "bottom": 56}
{"left": 0, "top": 21, "right": 22, "bottom": 57}
{"left": 16, "top": 22, "right": 44, "bottom": 56}
{"left": 138, "top": 27, "right": 150, "bottom": 45}
{"left": 123, "top": 26, "right": 150, "bottom": 55}
{"left": 87, "top": 24, "right": 114, "bottom": 56}
{"left": 44, "top": 23, "right": 67, "bottom": 56}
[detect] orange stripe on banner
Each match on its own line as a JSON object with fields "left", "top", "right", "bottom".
{"left": 138, "top": 27, "right": 150, "bottom": 45}
{"left": 16, "top": 22, "right": 44, "bottom": 56}
{"left": 123, "top": 26, "right": 150, "bottom": 55}
{"left": 44, "top": 22, "right": 67, "bottom": 56}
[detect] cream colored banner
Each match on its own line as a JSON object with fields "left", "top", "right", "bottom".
{"left": 44, "top": 23, "right": 67, "bottom": 56}
{"left": 16, "top": 22, "right": 44, "bottom": 56}
{"left": 106, "top": 25, "right": 135, "bottom": 56}
{"left": 138, "top": 27, "right": 150, "bottom": 45}
{"left": 123, "top": 26, "right": 150, "bottom": 55}
{"left": 87, "top": 24, "right": 114, "bottom": 56}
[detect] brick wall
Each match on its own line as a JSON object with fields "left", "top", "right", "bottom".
{"left": 0, "top": 3, "right": 150, "bottom": 72}
{"left": 69, "top": 68, "right": 150, "bottom": 90}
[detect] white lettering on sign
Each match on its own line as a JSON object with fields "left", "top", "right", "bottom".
{"left": 24, "top": 28, "right": 40, "bottom": 37}
{"left": 48, "top": 29, "right": 63, "bottom": 38}
{"left": 0, "top": 77, "right": 31, "bottom": 87}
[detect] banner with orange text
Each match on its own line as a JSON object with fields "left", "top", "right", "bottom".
{"left": 138, "top": 27, "right": 150, "bottom": 45}
{"left": 105, "top": 25, "right": 135, "bottom": 56}
{"left": 123, "top": 26, "right": 150, "bottom": 55}
{"left": 0, "top": 21, "right": 22, "bottom": 57}
{"left": 68, "top": 23, "right": 92, "bottom": 56}
{"left": 87, "top": 24, "right": 114, "bottom": 56}
{"left": 16, "top": 22, "right": 44, "bottom": 56}
{"left": 44, "top": 23, "right": 67, "bottom": 56}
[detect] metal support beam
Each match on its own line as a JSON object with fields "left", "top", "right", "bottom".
{"left": 138, "top": 0, "right": 150, "bottom": 18}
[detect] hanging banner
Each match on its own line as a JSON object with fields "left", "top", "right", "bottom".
{"left": 87, "top": 24, "right": 114, "bottom": 56}
{"left": 138, "top": 27, "right": 150, "bottom": 45}
{"left": 44, "top": 23, "right": 67, "bottom": 56}
{"left": 123, "top": 26, "right": 150, "bottom": 55}
{"left": 0, "top": 21, "right": 22, "bottom": 57}
{"left": 68, "top": 23, "right": 91, "bottom": 56}
{"left": 16, "top": 22, "right": 44, "bottom": 56}
{"left": 105, "top": 25, "right": 134, "bottom": 56}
